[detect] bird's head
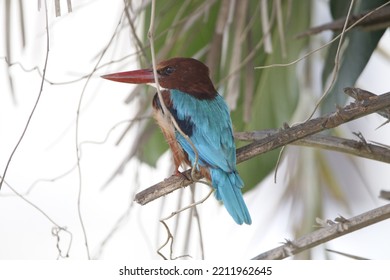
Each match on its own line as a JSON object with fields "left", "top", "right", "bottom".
{"left": 102, "top": 57, "right": 217, "bottom": 99}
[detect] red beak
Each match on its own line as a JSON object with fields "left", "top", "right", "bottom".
{"left": 101, "top": 68, "right": 158, "bottom": 84}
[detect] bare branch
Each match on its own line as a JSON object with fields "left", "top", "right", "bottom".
{"left": 297, "top": 4, "right": 390, "bottom": 38}
{"left": 235, "top": 88, "right": 390, "bottom": 163}
{"left": 252, "top": 203, "right": 390, "bottom": 259}
{"left": 235, "top": 130, "right": 390, "bottom": 164}
{"left": 345, "top": 86, "right": 390, "bottom": 121}
{"left": 134, "top": 88, "right": 390, "bottom": 205}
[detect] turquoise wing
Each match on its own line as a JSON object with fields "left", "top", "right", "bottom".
{"left": 169, "top": 90, "right": 236, "bottom": 172}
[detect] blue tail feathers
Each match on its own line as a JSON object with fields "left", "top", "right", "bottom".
{"left": 210, "top": 168, "right": 252, "bottom": 225}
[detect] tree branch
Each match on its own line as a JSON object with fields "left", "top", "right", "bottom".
{"left": 135, "top": 87, "right": 390, "bottom": 205}
{"left": 252, "top": 203, "right": 390, "bottom": 259}
{"left": 235, "top": 130, "right": 390, "bottom": 163}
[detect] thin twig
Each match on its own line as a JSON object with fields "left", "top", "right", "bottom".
{"left": 147, "top": 0, "right": 207, "bottom": 260}
{"left": 158, "top": 186, "right": 213, "bottom": 260}
{"left": 0, "top": 118, "right": 144, "bottom": 198}
{"left": 161, "top": 186, "right": 214, "bottom": 222}
{"left": 252, "top": 203, "right": 390, "bottom": 259}
{"left": 134, "top": 88, "right": 390, "bottom": 205}
{"left": 1, "top": 177, "right": 73, "bottom": 259}
{"left": 148, "top": 0, "right": 199, "bottom": 179}
{"left": 305, "top": 0, "right": 355, "bottom": 121}
{"left": 123, "top": 1, "right": 148, "bottom": 61}
{"left": 325, "top": 249, "right": 369, "bottom": 260}
{"left": 157, "top": 220, "right": 173, "bottom": 260}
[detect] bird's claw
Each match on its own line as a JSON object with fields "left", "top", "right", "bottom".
{"left": 173, "top": 170, "right": 191, "bottom": 181}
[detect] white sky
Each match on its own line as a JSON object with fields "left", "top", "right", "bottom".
{"left": 1, "top": 0, "right": 390, "bottom": 260}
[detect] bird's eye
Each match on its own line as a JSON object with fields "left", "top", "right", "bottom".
{"left": 162, "top": 66, "right": 175, "bottom": 76}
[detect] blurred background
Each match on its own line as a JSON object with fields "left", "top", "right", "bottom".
{"left": 1, "top": 0, "right": 390, "bottom": 259}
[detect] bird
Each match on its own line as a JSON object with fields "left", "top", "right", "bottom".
{"left": 102, "top": 57, "right": 251, "bottom": 225}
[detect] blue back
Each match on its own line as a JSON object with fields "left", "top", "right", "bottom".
{"left": 169, "top": 89, "right": 236, "bottom": 172}
{"left": 168, "top": 89, "right": 251, "bottom": 225}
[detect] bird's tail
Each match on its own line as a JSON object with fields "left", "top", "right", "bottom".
{"left": 210, "top": 168, "right": 252, "bottom": 225}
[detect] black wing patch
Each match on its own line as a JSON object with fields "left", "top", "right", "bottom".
{"left": 152, "top": 93, "right": 194, "bottom": 137}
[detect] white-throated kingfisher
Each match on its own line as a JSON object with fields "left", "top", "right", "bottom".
{"left": 102, "top": 57, "right": 251, "bottom": 225}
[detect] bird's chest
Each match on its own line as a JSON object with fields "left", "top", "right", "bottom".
{"left": 153, "top": 103, "right": 175, "bottom": 140}
{"left": 152, "top": 91, "right": 175, "bottom": 137}
{"left": 152, "top": 92, "right": 190, "bottom": 168}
